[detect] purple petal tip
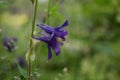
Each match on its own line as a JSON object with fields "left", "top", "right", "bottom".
{"left": 64, "top": 20, "right": 69, "bottom": 26}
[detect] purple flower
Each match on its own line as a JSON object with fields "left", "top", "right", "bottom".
{"left": 11, "top": 57, "right": 26, "bottom": 69}
{"left": 33, "top": 20, "right": 69, "bottom": 60}
{"left": 17, "top": 57, "right": 26, "bottom": 67}
{"left": 2, "top": 37, "right": 17, "bottom": 52}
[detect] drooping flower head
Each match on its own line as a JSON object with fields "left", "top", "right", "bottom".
{"left": 2, "top": 37, "right": 18, "bottom": 52}
{"left": 33, "top": 20, "right": 69, "bottom": 60}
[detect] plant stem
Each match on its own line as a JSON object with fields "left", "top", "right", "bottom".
{"left": 27, "top": 0, "right": 38, "bottom": 80}
{"left": 27, "top": 59, "right": 31, "bottom": 80}
{"left": 47, "top": 0, "right": 51, "bottom": 24}
{"left": 30, "top": 0, "right": 38, "bottom": 47}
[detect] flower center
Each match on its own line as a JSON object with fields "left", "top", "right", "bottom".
{"left": 56, "top": 37, "right": 63, "bottom": 43}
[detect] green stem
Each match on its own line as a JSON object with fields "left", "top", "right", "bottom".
{"left": 30, "top": 0, "right": 38, "bottom": 47}
{"left": 27, "top": 0, "right": 38, "bottom": 80}
{"left": 47, "top": 0, "right": 51, "bottom": 24}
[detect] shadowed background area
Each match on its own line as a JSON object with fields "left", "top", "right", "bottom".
{"left": 0, "top": 0, "right": 120, "bottom": 80}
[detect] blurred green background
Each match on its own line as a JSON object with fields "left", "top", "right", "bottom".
{"left": 0, "top": 0, "right": 120, "bottom": 80}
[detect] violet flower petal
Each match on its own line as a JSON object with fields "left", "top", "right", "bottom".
{"left": 33, "top": 36, "right": 48, "bottom": 42}
{"left": 52, "top": 45, "right": 60, "bottom": 56}
{"left": 50, "top": 39, "right": 60, "bottom": 56}
{"left": 33, "top": 32, "right": 54, "bottom": 42}
{"left": 55, "top": 20, "right": 69, "bottom": 30}
{"left": 48, "top": 45, "right": 52, "bottom": 60}
{"left": 37, "top": 24, "right": 54, "bottom": 33}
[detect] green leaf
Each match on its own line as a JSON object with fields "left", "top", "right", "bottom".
{"left": 17, "top": 64, "right": 27, "bottom": 79}
{"left": 50, "top": 5, "right": 64, "bottom": 20}
{"left": 54, "top": 12, "right": 64, "bottom": 20}
{"left": 50, "top": 5, "right": 58, "bottom": 14}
